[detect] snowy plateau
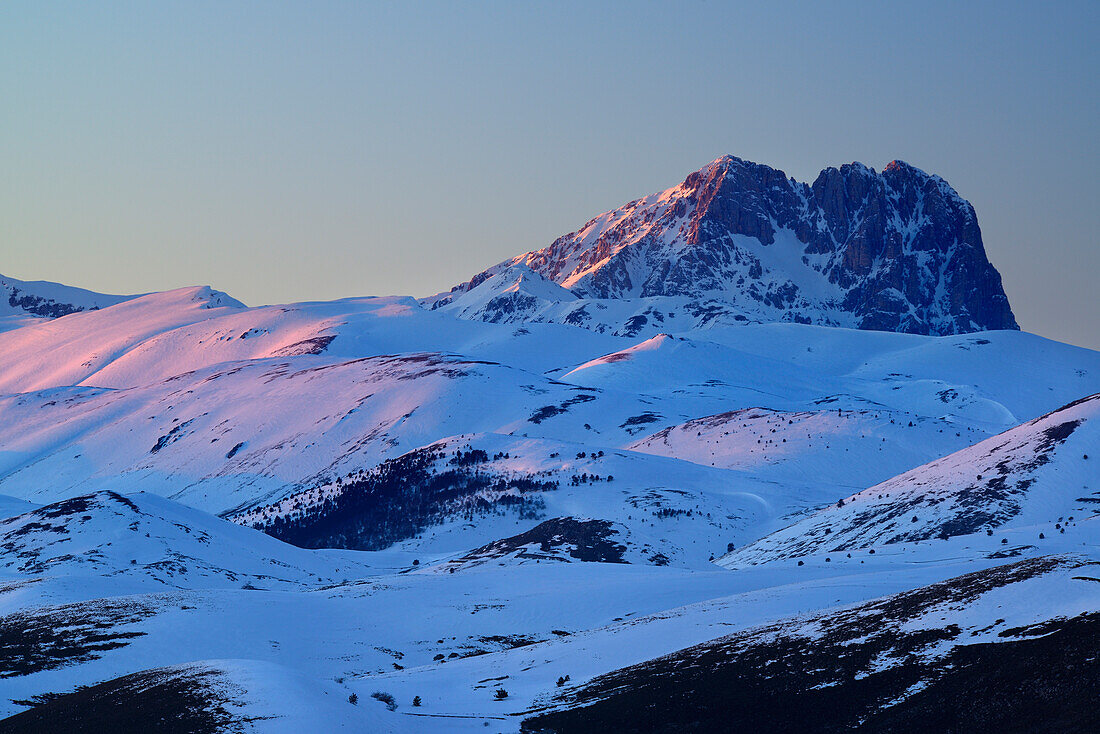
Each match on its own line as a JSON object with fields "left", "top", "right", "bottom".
{"left": 0, "top": 156, "right": 1097, "bottom": 733}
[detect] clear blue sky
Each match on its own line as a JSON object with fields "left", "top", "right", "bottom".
{"left": 2, "top": 1, "right": 1097, "bottom": 348}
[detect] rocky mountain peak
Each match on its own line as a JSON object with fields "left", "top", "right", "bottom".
{"left": 432, "top": 154, "right": 1018, "bottom": 337}
{"left": 883, "top": 159, "right": 920, "bottom": 174}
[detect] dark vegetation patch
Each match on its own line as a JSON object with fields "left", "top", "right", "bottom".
{"left": 29, "top": 492, "right": 139, "bottom": 522}
{"left": 0, "top": 598, "right": 157, "bottom": 678}
{"left": 564, "top": 307, "right": 590, "bottom": 326}
{"left": 620, "top": 315, "right": 648, "bottom": 336}
{"left": 619, "top": 413, "right": 661, "bottom": 434}
{"left": 686, "top": 300, "right": 735, "bottom": 323}
{"left": 522, "top": 558, "right": 1095, "bottom": 734}
{"left": 474, "top": 634, "right": 539, "bottom": 653}
{"left": 6, "top": 289, "right": 87, "bottom": 319}
{"left": 593, "top": 352, "right": 634, "bottom": 364}
{"left": 271, "top": 334, "right": 336, "bottom": 356}
{"left": 0, "top": 665, "right": 244, "bottom": 734}
{"left": 150, "top": 419, "right": 195, "bottom": 454}
{"left": 481, "top": 293, "right": 539, "bottom": 322}
{"left": 456, "top": 518, "right": 628, "bottom": 566}
{"left": 247, "top": 444, "right": 557, "bottom": 551}
{"left": 0, "top": 579, "right": 41, "bottom": 599}
{"left": 528, "top": 394, "right": 597, "bottom": 424}
{"left": 937, "top": 388, "right": 959, "bottom": 403}
{"left": 1037, "top": 419, "right": 1081, "bottom": 448}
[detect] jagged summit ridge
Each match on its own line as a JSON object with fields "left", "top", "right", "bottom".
{"left": 434, "top": 155, "right": 1017, "bottom": 337}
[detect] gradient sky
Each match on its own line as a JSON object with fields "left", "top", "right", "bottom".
{"left": 2, "top": 1, "right": 1097, "bottom": 348}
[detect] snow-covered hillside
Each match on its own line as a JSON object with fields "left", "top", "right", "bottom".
{"left": 6, "top": 476, "right": 1094, "bottom": 731}
{"left": 0, "top": 273, "right": 137, "bottom": 334}
{"left": 0, "top": 353, "right": 706, "bottom": 514}
{"left": 0, "top": 273, "right": 136, "bottom": 319}
{"left": 0, "top": 491, "right": 376, "bottom": 598}
{"left": 0, "top": 285, "right": 245, "bottom": 393}
{"left": 230, "top": 430, "right": 840, "bottom": 570}
{"left": 0, "top": 294, "right": 1094, "bottom": 521}
{"left": 629, "top": 406, "right": 985, "bottom": 489}
{"left": 522, "top": 556, "right": 1099, "bottom": 733}
{"left": 723, "top": 393, "right": 1100, "bottom": 567}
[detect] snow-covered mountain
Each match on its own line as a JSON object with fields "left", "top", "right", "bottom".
{"left": 0, "top": 157, "right": 1097, "bottom": 732}
{"left": 431, "top": 155, "right": 1017, "bottom": 337}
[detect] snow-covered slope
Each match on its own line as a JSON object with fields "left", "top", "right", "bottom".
{"left": 0, "top": 659, "right": 371, "bottom": 733}
{"left": 437, "top": 517, "right": 644, "bottom": 570}
{"left": 563, "top": 325, "right": 1100, "bottom": 428}
{"left": 2, "top": 427, "right": 1097, "bottom": 733}
{"left": 723, "top": 393, "right": 1100, "bottom": 566}
{"left": 433, "top": 155, "right": 1017, "bottom": 337}
{"left": 0, "top": 285, "right": 245, "bottom": 393}
{"left": 0, "top": 288, "right": 633, "bottom": 395}
{"left": 0, "top": 494, "right": 37, "bottom": 519}
{"left": 0, "top": 354, "right": 696, "bottom": 514}
{"left": 0, "top": 305, "right": 1095, "bottom": 521}
{"left": 558, "top": 333, "right": 833, "bottom": 402}
{"left": 7, "top": 476, "right": 1093, "bottom": 732}
{"left": 629, "top": 406, "right": 986, "bottom": 489}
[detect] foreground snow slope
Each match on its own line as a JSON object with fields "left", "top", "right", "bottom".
{"left": 0, "top": 659, "right": 374, "bottom": 733}
{"left": 520, "top": 556, "right": 1099, "bottom": 733}
{"left": 4, "top": 480, "right": 1095, "bottom": 731}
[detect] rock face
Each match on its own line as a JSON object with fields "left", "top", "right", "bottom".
{"left": 433, "top": 155, "right": 1018, "bottom": 336}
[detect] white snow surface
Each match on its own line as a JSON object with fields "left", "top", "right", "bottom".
{"left": 0, "top": 276, "right": 1096, "bottom": 731}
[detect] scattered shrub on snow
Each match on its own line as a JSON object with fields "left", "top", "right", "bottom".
{"left": 371, "top": 691, "right": 397, "bottom": 710}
